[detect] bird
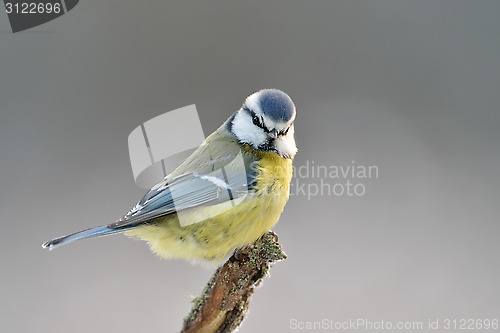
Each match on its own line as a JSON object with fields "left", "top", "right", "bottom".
{"left": 42, "top": 89, "right": 297, "bottom": 265}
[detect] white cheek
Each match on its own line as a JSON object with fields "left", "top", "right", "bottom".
{"left": 231, "top": 111, "right": 267, "bottom": 147}
{"left": 275, "top": 126, "right": 297, "bottom": 158}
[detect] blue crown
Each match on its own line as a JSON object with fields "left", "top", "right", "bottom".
{"left": 257, "top": 89, "right": 295, "bottom": 123}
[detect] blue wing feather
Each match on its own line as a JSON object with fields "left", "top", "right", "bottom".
{"left": 108, "top": 148, "right": 257, "bottom": 229}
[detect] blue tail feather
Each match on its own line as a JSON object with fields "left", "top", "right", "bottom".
{"left": 42, "top": 225, "right": 125, "bottom": 250}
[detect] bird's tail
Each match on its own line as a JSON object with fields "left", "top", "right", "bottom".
{"left": 41, "top": 225, "right": 127, "bottom": 250}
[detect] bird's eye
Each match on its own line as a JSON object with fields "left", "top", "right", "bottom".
{"left": 252, "top": 114, "right": 261, "bottom": 127}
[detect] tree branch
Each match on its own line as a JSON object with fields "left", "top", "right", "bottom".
{"left": 180, "top": 231, "right": 287, "bottom": 333}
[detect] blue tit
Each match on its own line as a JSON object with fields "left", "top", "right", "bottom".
{"left": 42, "top": 89, "right": 297, "bottom": 264}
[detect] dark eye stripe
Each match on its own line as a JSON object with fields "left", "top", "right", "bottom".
{"left": 244, "top": 107, "right": 291, "bottom": 136}
{"left": 244, "top": 107, "right": 268, "bottom": 132}
{"left": 278, "top": 126, "right": 290, "bottom": 136}
{"left": 252, "top": 114, "right": 262, "bottom": 127}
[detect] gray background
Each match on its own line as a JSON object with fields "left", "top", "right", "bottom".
{"left": 1, "top": 1, "right": 499, "bottom": 332}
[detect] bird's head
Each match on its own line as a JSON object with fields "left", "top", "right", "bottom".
{"left": 228, "top": 89, "right": 297, "bottom": 158}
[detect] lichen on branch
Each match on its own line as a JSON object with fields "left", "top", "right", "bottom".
{"left": 180, "top": 231, "right": 287, "bottom": 333}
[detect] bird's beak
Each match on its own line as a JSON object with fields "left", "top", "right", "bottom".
{"left": 269, "top": 129, "right": 278, "bottom": 139}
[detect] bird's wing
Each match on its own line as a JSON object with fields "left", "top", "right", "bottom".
{"left": 108, "top": 133, "right": 257, "bottom": 229}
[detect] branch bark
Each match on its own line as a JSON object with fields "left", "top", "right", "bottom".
{"left": 180, "top": 231, "right": 287, "bottom": 333}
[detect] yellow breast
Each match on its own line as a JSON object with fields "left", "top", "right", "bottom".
{"left": 125, "top": 150, "right": 294, "bottom": 264}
